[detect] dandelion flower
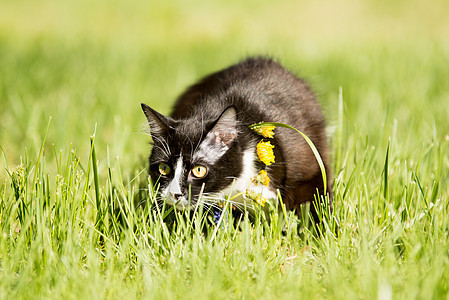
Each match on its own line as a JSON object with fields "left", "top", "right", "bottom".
{"left": 257, "top": 140, "right": 275, "bottom": 166}
{"left": 244, "top": 190, "right": 267, "bottom": 207}
{"left": 254, "top": 170, "right": 270, "bottom": 186}
{"left": 254, "top": 195, "right": 267, "bottom": 207}
{"left": 252, "top": 123, "right": 275, "bottom": 138}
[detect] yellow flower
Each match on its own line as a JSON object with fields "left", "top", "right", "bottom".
{"left": 254, "top": 170, "right": 270, "bottom": 187}
{"left": 252, "top": 123, "right": 275, "bottom": 138}
{"left": 254, "top": 195, "right": 267, "bottom": 207}
{"left": 244, "top": 190, "right": 267, "bottom": 207}
{"left": 256, "top": 140, "right": 275, "bottom": 166}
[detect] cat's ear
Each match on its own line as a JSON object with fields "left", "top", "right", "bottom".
{"left": 141, "top": 103, "right": 170, "bottom": 136}
{"left": 205, "top": 106, "right": 238, "bottom": 148}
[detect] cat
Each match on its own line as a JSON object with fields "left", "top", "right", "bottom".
{"left": 141, "top": 57, "right": 332, "bottom": 220}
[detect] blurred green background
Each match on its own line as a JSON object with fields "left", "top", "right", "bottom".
{"left": 1, "top": 0, "right": 449, "bottom": 176}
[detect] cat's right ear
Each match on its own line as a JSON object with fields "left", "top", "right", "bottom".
{"left": 141, "top": 103, "right": 170, "bottom": 136}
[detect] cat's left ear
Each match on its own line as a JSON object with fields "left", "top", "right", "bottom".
{"left": 141, "top": 103, "right": 171, "bottom": 136}
{"left": 205, "top": 106, "right": 238, "bottom": 148}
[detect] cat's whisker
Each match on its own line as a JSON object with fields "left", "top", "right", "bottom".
{"left": 196, "top": 198, "right": 224, "bottom": 211}
{"left": 200, "top": 195, "right": 251, "bottom": 212}
{"left": 150, "top": 200, "right": 169, "bottom": 214}
{"left": 151, "top": 145, "right": 171, "bottom": 158}
{"left": 152, "top": 135, "right": 172, "bottom": 157}
{"left": 138, "top": 122, "right": 154, "bottom": 135}
{"left": 143, "top": 145, "right": 154, "bottom": 151}
{"left": 199, "top": 202, "right": 221, "bottom": 212}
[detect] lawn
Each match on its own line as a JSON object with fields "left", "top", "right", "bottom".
{"left": 1, "top": 0, "right": 449, "bottom": 299}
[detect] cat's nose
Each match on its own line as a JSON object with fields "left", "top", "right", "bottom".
{"left": 171, "top": 193, "right": 183, "bottom": 200}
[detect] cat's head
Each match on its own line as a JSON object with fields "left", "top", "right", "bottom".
{"left": 141, "top": 103, "right": 243, "bottom": 209}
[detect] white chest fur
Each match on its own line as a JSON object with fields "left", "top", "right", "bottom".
{"left": 222, "top": 148, "right": 278, "bottom": 207}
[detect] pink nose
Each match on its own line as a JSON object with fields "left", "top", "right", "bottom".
{"left": 171, "top": 193, "right": 182, "bottom": 200}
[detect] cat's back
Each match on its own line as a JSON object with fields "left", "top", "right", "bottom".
{"left": 171, "top": 57, "right": 320, "bottom": 124}
{"left": 171, "top": 57, "right": 325, "bottom": 152}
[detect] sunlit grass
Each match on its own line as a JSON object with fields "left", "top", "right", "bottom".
{"left": 1, "top": 103, "right": 447, "bottom": 298}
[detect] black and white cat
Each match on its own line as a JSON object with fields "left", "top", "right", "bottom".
{"left": 142, "top": 57, "right": 331, "bottom": 219}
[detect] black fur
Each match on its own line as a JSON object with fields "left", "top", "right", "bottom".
{"left": 142, "top": 57, "right": 332, "bottom": 217}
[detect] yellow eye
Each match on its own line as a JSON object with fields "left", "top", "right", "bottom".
{"left": 191, "top": 165, "right": 207, "bottom": 178}
{"left": 158, "top": 163, "right": 171, "bottom": 176}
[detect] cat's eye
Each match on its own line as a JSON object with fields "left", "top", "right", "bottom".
{"left": 158, "top": 163, "right": 171, "bottom": 176}
{"left": 191, "top": 165, "right": 207, "bottom": 178}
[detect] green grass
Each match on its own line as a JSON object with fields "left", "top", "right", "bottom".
{"left": 1, "top": 0, "right": 449, "bottom": 299}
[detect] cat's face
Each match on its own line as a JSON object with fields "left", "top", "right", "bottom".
{"left": 142, "top": 104, "right": 243, "bottom": 209}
